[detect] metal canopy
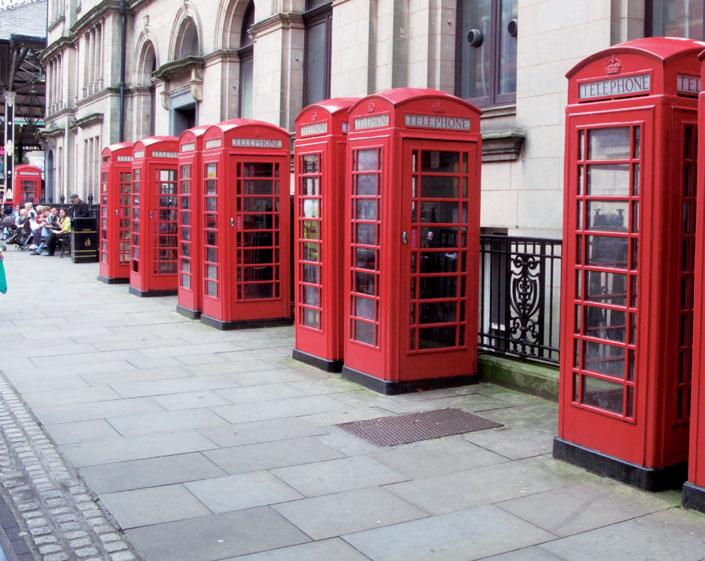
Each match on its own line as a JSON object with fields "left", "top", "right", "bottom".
{"left": 0, "top": 1, "right": 47, "bottom": 149}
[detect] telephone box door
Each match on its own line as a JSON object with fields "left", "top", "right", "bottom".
{"left": 229, "top": 155, "right": 288, "bottom": 315}
{"left": 153, "top": 168, "right": 179, "bottom": 278}
{"left": 559, "top": 110, "right": 654, "bottom": 466}
{"left": 399, "top": 141, "right": 479, "bottom": 378}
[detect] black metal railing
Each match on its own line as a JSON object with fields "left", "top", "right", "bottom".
{"left": 478, "top": 235, "right": 562, "bottom": 365}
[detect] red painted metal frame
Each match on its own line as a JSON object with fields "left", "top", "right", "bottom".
{"left": 685, "top": 50, "right": 705, "bottom": 512}
{"left": 14, "top": 164, "right": 42, "bottom": 204}
{"left": 129, "top": 136, "right": 179, "bottom": 297}
{"left": 199, "top": 119, "right": 292, "bottom": 330}
{"left": 342, "top": 88, "right": 482, "bottom": 394}
{"left": 293, "top": 97, "right": 358, "bottom": 372}
{"left": 98, "top": 142, "right": 133, "bottom": 283}
{"left": 556, "top": 38, "right": 704, "bottom": 490}
{"left": 176, "top": 127, "right": 208, "bottom": 318}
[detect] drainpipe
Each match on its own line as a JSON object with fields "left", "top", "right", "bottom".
{"left": 118, "top": 0, "right": 127, "bottom": 141}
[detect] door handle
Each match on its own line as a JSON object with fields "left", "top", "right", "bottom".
{"left": 402, "top": 231, "right": 408, "bottom": 245}
{"left": 230, "top": 217, "right": 235, "bottom": 227}
{"left": 115, "top": 209, "right": 119, "bottom": 216}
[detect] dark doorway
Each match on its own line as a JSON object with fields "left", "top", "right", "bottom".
{"left": 173, "top": 104, "right": 196, "bottom": 136}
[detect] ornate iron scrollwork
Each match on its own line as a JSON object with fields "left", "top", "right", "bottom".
{"left": 508, "top": 252, "right": 543, "bottom": 356}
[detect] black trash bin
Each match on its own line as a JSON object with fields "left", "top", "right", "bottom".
{"left": 71, "top": 217, "right": 99, "bottom": 263}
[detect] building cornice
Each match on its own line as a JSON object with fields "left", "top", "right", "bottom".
{"left": 153, "top": 56, "right": 204, "bottom": 81}
{"left": 71, "top": 0, "right": 120, "bottom": 36}
{"left": 39, "top": 126, "right": 67, "bottom": 139}
{"left": 42, "top": 37, "right": 73, "bottom": 62}
{"left": 72, "top": 112, "right": 104, "bottom": 130}
{"left": 47, "top": 15, "right": 65, "bottom": 34}
{"left": 481, "top": 129, "right": 525, "bottom": 163}
{"left": 250, "top": 12, "right": 305, "bottom": 40}
{"left": 203, "top": 49, "right": 240, "bottom": 65}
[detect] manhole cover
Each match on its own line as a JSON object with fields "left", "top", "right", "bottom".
{"left": 337, "top": 408, "right": 502, "bottom": 446}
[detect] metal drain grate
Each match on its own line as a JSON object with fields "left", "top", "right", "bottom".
{"left": 337, "top": 408, "right": 503, "bottom": 446}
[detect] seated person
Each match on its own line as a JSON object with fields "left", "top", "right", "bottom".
{"left": 28, "top": 206, "right": 48, "bottom": 249}
{"left": 35, "top": 209, "right": 71, "bottom": 256}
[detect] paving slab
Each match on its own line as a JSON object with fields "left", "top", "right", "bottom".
{"left": 212, "top": 394, "right": 349, "bottom": 424}
{"left": 273, "top": 486, "right": 427, "bottom": 539}
{"left": 61, "top": 429, "right": 219, "bottom": 467}
{"left": 463, "top": 426, "right": 555, "bottom": 460}
{"left": 127, "top": 507, "right": 310, "bottom": 561}
{"left": 78, "top": 453, "right": 227, "bottom": 494}
{"left": 33, "top": 396, "right": 165, "bottom": 424}
{"left": 44, "top": 418, "right": 123, "bottom": 445}
{"left": 203, "top": 437, "right": 343, "bottom": 474}
{"left": 22, "top": 385, "right": 123, "bottom": 408}
{"left": 196, "top": 417, "right": 327, "bottom": 447}
{"left": 99, "top": 484, "right": 211, "bottom": 529}
{"left": 371, "top": 436, "right": 508, "bottom": 479}
{"left": 497, "top": 483, "right": 681, "bottom": 537}
{"left": 107, "top": 408, "right": 230, "bottom": 437}
{"left": 272, "top": 456, "right": 409, "bottom": 497}
{"left": 214, "top": 383, "right": 308, "bottom": 404}
{"left": 385, "top": 457, "right": 583, "bottom": 515}
{"left": 541, "top": 509, "right": 705, "bottom": 561}
{"left": 343, "top": 505, "right": 554, "bottom": 561}
{"left": 223, "top": 538, "right": 372, "bottom": 561}
{"left": 152, "top": 390, "right": 231, "bottom": 410}
{"left": 185, "top": 471, "right": 303, "bottom": 513}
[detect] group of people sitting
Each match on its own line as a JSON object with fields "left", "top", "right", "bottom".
{"left": 11, "top": 203, "right": 72, "bottom": 255}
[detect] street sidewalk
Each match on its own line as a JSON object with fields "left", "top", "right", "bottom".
{"left": 0, "top": 250, "right": 704, "bottom": 561}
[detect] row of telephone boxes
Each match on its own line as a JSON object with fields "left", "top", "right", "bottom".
{"left": 98, "top": 88, "right": 483, "bottom": 396}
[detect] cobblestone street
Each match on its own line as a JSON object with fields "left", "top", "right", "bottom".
{"left": 0, "top": 250, "right": 704, "bottom": 561}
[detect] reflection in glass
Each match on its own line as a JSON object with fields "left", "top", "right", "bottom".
{"left": 420, "top": 151, "right": 459, "bottom": 172}
{"left": 356, "top": 149, "right": 379, "bottom": 171}
{"left": 421, "top": 176, "right": 458, "bottom": 199}
{"left": 303, "top": 154, "right": 320, "bottom": 174}
{"left": 356, "top": 175, "right": 378, "bottom": 196}
{"left": 587, "top": 201, "right": 628, "bottom": 232}
{"left": 582, "top": 376, "right": 624, "bottom": 414}
{"left": 354, "top": 320, "right": 375, "bottom": 345}
{"left": 584, "top": 341, "right": 625, "bottom": 378}
{"left": 586, "top": 271, "right": 627, "bottom": 306}
{"left": 584, "top": 306, "right": 626, "bottom": 343}
{"left": 589, "top": 128, "right": 631, "bottom": 160}
{"left": 587, "top": 165, "right": 630, "bottom": 196}
{"left": 586, "top": 235, "right": 628, "bottom": 269}
{"left": 355, "top": 297, "right": 375, "bottom": 320}
{"left": 419, "top": 327, "right": 456, "bottom": 349}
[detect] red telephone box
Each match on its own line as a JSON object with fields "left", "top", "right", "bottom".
{"left": 684, "top": 51, "right": 705, "bottom": 512}
{"left": 176, "top": 127, "right": 208, "bottom": 318}
{"left": 199, "top": 119, "right": 292, "bottom": 329}
{"left": 555, "top": 38, "right": 704, "bottom": 490}
{"left": 341, "top": 88, "right": 481, "bottom": 394}
{"left": 98, "top": 142, "right": 133, "bottom": 284}
{"left": 292, "top": 98, "right": 359, "bottom": 371}
{"left": 15, "top": 164, "right": 42, "bottom": 203}
{"left": 129, "top": 136, "right": 180, "bottom": 297}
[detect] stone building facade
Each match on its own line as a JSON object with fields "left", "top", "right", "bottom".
{"left": 41, "top": 0, "right": 691, "bottom": 238}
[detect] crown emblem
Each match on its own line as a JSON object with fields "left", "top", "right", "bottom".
{"left": 606, "top": 55, "right": 622, "bottom": 75}
{"left": 311, "top": 111, "right": 318, "bottom": 121}
{"left": 431, "top": 101, "right": 444, "bottom": 114}
{"left": 367, "top": 100, "right": 376, "bottom": 113}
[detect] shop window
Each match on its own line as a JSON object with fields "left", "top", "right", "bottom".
{"left": 647, "top": 1, "right": 705, "bottom": 39}
{"left": 239, "top": 1, "right": 255, "bottom": 117}
{"left": 303, "top": 0, "right": 332, "bottom": 106}
{"left": 456, "top": 0, "right": 518, "bottom": 107}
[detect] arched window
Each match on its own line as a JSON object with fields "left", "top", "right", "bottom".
{"left": 175, "top": 17, "right": 200, "bottom": 59}
{"left": 239, "top": 2, "right": 254, "bottom": 117}
{"left": 138, "top": 42, "right": 157, "bottom": 136}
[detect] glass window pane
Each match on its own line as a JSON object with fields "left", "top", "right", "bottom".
{"left": 419, "top": 327, "right": 457, "bottom": 349}
{"left": 305, "top": 18, "right": 328, "bottom": 104}
{"left": 421, "top": 151, "right": 459, "bottom": 172}
{"left": 589, "top": 128, "right": 631, "bottom": 160}
{"left": 584, "top": 306, "right": 626, "bottom": 343}
{"left": 587, "top": 165, "right": 630, "bottom": 197}
{"left": 586, "top": 235, "right": 628, "bottom": 269}
{"left": 240, "top": 55, "right": 253, "bottom": 117}
{"left": 499, "top": 0, "right": 518, "bottom": 95}
{"left": 585, "top": 271, "right": 627, "bottom": 306}
{"left": 354, "top": 320, "right": 375, "bottom": 345}
{"left": 650, "top": 0, "right": 704, "bottom": 39}
{"left": 458, "top": 0, "right": 492, "bottom": 100}
{"left": 582, "top": 376, "right": 624, "bottom": 414}
{"left": 355, "top": 150, "right": 379, "bottom": 171}
{"left": 584, "top": 341, "right": 625, "bottom": 379}
{"left": 586, "top": 201, "right": 629, "bottom": 232}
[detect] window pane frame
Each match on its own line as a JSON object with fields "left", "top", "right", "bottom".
{"left": 645, "top": 0, "right": 705, "bottom": 39}
{"left": 303, "top": 2, "right": 332, "bottom": 106}
{"left": 455, "top": 0, "right": 518, "bottom": 108}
